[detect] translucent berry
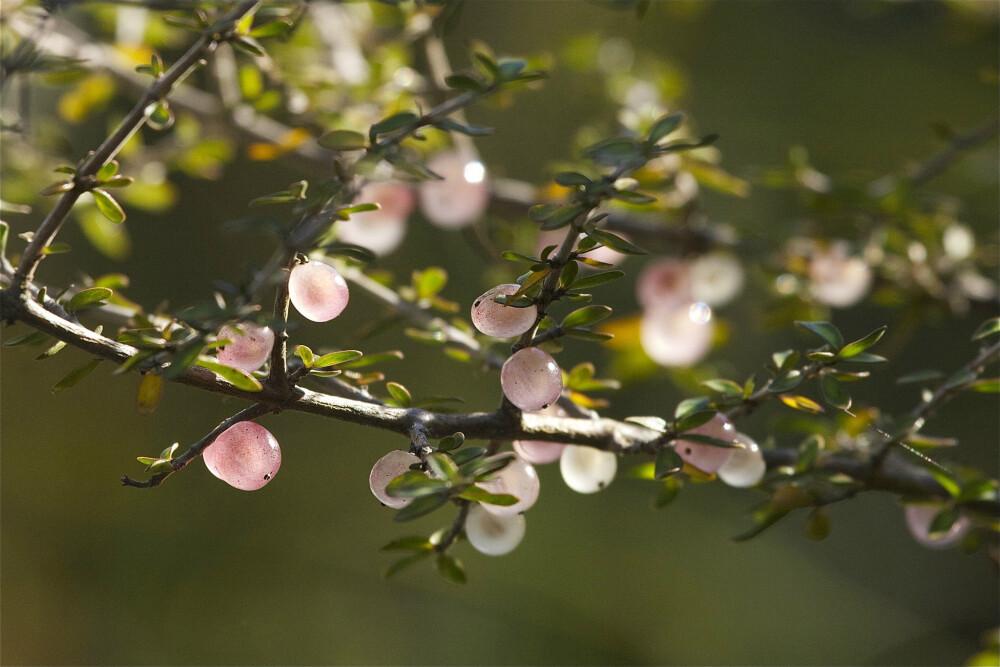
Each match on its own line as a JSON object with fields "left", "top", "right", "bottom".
{"left": 465, "top": 503, "right": 526, "bottom": 556}
{"left": 904, "top": 504, "right": 971, "bottom": 550}
{"left": 479, "top": 455, "right": 540, "bottom": 517}
{"left": 674, "top": 413, "right": 736, "bottom": 474}
{"left": 337, "top": 182, "right": 414, "bottom": 256}
{"left": 288, "top": 260, "right": 350, "bottom": 322}
{"left": 419, "top": 150, "right": 490, "bottom": 229}
{"left": 559, "top": 445, "right": 617, "bottom": 494}
{"left": 690, "top": 252, "right": 745, "bottom": 307}
{"left": 369, "top": 450, "right": 420, "bottom": 509}
{"left": 717, "top": 432, "right": 766, "bottom": 487}
{"left": 203, "top": 421, "right": 281, "bottom": 491}
{"left": 471, "top": 284, "right": 538, "bottom": 338}
{"left": 216, "top": 323, "right": 274, "bottom": 374}
{"left": 639, "top": 302, "right": 714, "bottom": 367}
{"left": 501, "top": 347, "right": 563, "bottom": 411}
{"left": 808, "top": 241, "right": 873, "bottom": 308}
{"left": 513, "top": 404, "right": 567, "bottom": 464}
{"left": 636, "top": 258, "right": 692, "bottom": 309}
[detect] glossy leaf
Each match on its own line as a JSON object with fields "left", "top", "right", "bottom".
{"left": 648, "top": 113, "right": 684, "bottom": 144}
{"left": 91, "top": 189, "right": 125, "bottom": 223}
{"left": 819, "top": 374, "right": 852, "bottom": 412}
{"left": 66, "top": 287, "right": 113, "bottom": 312}
{"left": 654, "top": 447, "right": 683, "bottom": 479}
{"left": 313, "top": 350, "right": 364, "bottom": 368}
{"left": 386, "top": 381, "right": 412, "bottom": 408}
{"left": 393, "top": 492, "right": 450, "bottom": 522}
{"left": 561, "top": 305, "right": 612, "bottom": 329}
{"left": 795, "top": 321, "right": 843, "bottom": 349}
{"left": 839, "top": 326, "right": 886, "bottom": 359}
{"left": 457, "top": 485, "right": 518, "bottom": 505}
{"left": 972, "top": 317, "right": 1000, "bottom": 341}
{"left": 196, "top": 359, "right": 262, "bottom": 392}
{"left": 583, "top": 228, "right": 648, "bottom": 255}
{"left": 779, "top": 394, "right": 824, "bottom": 414}
{"left": 568, "top": 270, "right": 625, "bottom": 290}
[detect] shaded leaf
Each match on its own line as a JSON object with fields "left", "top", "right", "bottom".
{"left": 795, "top": 321, "right": 843, "bottom": 349}
{"left": 457, "top": 486, "right": 518, "bottom": 505}
{"left": 584, "top": 228, "right": 648, "bottom": 255}
{"left": 435, "top": 554, "right": 466, "bottom": 585}
{"left": 561, "top": 305, "right": 612, "bottom": 329}
{"left": 66, "top": 287, "right": 113, "bottom": 312}
{"left": 654, "top": 447, "right": 683, "bottom": 479}
{"left": 648, "top": 113, "right": 684, "bottom": 144}
{"left": 819, "top": 374, "right": 852, "bottom": 412}
{"left": 384, "top": 551, "right": 431, "bottom": 578}
{"left": 381, "top": 536, "right": 434, "bottom": 552}
{"left": 972, "top": 317, "right": 1000, "bottom": 341}
{"left": 136, "top": 372, "right": 163, "bottom": 415}
{"left": 196, "top": 358, "right": 262, "bottom": 391}
{"left": 386, "top": 381, "right": 412, "bottom": 408}
{"left": 394, "top": 492, "right": 450, "bottom": 522}
{"left": 317, "top": 129, "right": 367, "bottom": 151}
{"left": 52, "top": 358, "right": 102, "bottom": 392}
{"left": 569, "top": 270, "right": 625, "bottom": 290}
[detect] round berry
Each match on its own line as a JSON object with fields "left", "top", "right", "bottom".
{"left": 217, "top": 322, "right": 274, "bottom": 374}
{"left": 904, "top": 504, "right": 971, "bottom": 550}
{"left": 674, "top": 413, "right": 737, "bottom": 474}
{"left": 501, "top": 347, "right": 563, "bottom": 411}
{"left": 369, "top": 450, "right": 420, "bottom": 509}
{"left": 419, "top": 150, "right": 490, "bottom": 229}
{"left": 203, "top": 421, "right": 281, "bottom": 491}
{"left": 808, "top": 241, "right": 873, "bottom": 308}
{"left": 513, "top": 404, "right": 568, "bottom": 464}
{"left": 479, "top": 455, "right": 540, "bottom": 517}
{"left": 639, "top": 302, "right": 715, "bottom": 367}
{"left": 559, "top": 445, "right": 617, "bottom": 493}
{"left": 288, "top": 260, "right": 350, "bottom": 322}
{"left": 636, "top": 258, "right": 692, "bottom": 310}
{"left": 471, "top": 284, "right": 538, "bottom": 338}
{"left": 690, "top": 252, "right": 745, "bottom": 307}
{"left": 337, "top": 182, "right": 414, "bottom": 256}
{"left": 717, "top": 432, "right": 766, "bottom": 487}
{"left": 465, "top": 503, "right": 526, "bottom": 556}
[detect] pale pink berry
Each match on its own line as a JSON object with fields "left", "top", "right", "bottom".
{"left": 513, "top": 404, "right": 567, "bottom": 464}
{"left": 501, "top": 347, "right": 563, "bottom": 411}
{"left": 717, "top": 432, "right": 766, "bottom": 487}
{"left": 216, "top": 323, "right": 274, "bottom": 373}
{"left": 288, "top": 260, "right": 349, "bottom": 322}
{"left": 674, "top": 413, "right": 736, "bottom": 474}
{"left": 337, "top": 182, "right": 414, "bottom": 256}
{"left": 479, "top": 455, "right": 540, "bottom": 517}
{"left": 639, "top": 302, "right": 714, "bottom": 367}
{"left": 203, "top": 421, "right": 281, "bottom": 491}
{"left": 690, "top": 252, "right": 745, "bottom": 307}
{"left": 471, "top": 284, "right": 538, "bottom": 338}
{"left": 636, "top": 258, "right": 693, "bottom": 310}
{"left": 904, "top": 504, "right": 971, "bottom": 550}
{"left": 808, "top": 241, "right": 873, "bottom": 308}
{"left": 369, "top": 450, "right": 420, "bottom": 509}
{"left": 465, "top": 503, "right": 526, "bottom": 556}
{"left": 419, "top": 150, "right": 490, "bottom": 229}
{"left": 559, "top": 445, "right": 617, "bottom": 493}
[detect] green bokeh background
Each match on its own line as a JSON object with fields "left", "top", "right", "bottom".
{"left": 2, "top": 2, "right": 998, "bottom": 665}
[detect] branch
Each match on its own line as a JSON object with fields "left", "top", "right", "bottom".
{"left": 906, "top": 117, "right": 1000, "bottom": 187}
{"left": 7, "top": 0, "right": 260, "bottom": 290}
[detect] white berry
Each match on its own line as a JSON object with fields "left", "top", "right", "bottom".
{"left": 717, "top": 432, "right": 766, "bottom": 487}
{"left": 639, "top": 302, "right": 714, "bottom": 367}
{"left": 369, "top": 450, "right": 420, "bottom": 509}
{"left": 479, "top": 455, "right": 540, "bottom": 517}
{"left": 690, "top": 252, "right": 745, "bottom": 307}
{"left": 808, "top": 241, "right": 873, "bottom": 308}
{"left": 337, "top": 182, "right": 414, "bottom": 256}
{"left": 465, "top": 503, "right": 526, "bottom": 556}
{"left": 559, "top": 445, "right": 617, "bottom": 493}
{"left": 288, "top": 260, "right": 350, "bottom": 322}
{"left": 419, "top": 150, "right": 490, "bottom": 229}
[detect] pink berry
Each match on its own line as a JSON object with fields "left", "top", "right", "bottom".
{"left": 471, "top": 284, "right": 538, "bottom": 338}
{"left": 904, "top": 504, "right": 971, "bottom": 549}
{"left": 636, "top": 258, "right": 692, "bottom": 310}
{"left": 639, "top": 302, "right": 714, "bottom": 367}
{"left": 479, "top": 455, "right": 540, "bottom": 517}
{"left": 203, "top": 421, "right": 281, "bottom": 491}
{"left": 717, "top": 432, "right": 766, "bottom": 487}
{"left": 808, "top": 241, "right": 873, "bottom": 308}
{"left": 337, "top": 182, "right": 414, "bottom": 256}
{"left": 216, "top": 323, "right": 274, "bottom": 374}
{"left": 513, "top": 404, "right": 568, "bottom": 464}
{"left": 419, "top": 150, "right": 490, "bottom": 229}
{"left": 369, "top": 450, "right": 420, "bottom": 509}
{"left": 288, "top": 260, "right": 349, "bottom": 322}
{"left": 501, "top": 347, "right": 563, "bottom": 411}
{"left": 674, "top": 413, "right": 736, "bottom": 474}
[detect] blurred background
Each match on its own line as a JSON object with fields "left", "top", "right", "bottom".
{"left": 2, "top": 1, "right": 998, "bottom": 665}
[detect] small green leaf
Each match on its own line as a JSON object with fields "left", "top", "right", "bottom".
{"left": 839, "top": 326, "right": 886, "bottom": 359}
{"left": 805, "top": 507, "right": 831, "bottom": 541}
{"left": 772, "top": 349, "right": 800, "bottom": 372}
{"left": 414, "top": 267, "right": 447, "bottom": 300}
{"left": 450, "top": 446, "right": 486, "bottom": 466}
{"left": 91, "top": 188, "right": 125, "bottom": 223}
{"left": 313, "top": 350, "right": 363, "bottom": 368}
{"left": 648, "top": 113, "right": 684, "bottom": 144}
{"left": 969, "top": 378, "right": 1000, "bottom": 393}
{"left": 337, "top": 351, "right": 403, "bottom": 368}
{"left": 196, "top": 359, "right": 262, "bottom": 392}
{"left": 796, "top": 434, "right": 823, "bottom": 473}
{"left": 654, "top": 447, "right": 683, "bottom": 479}
{"left": 162, "top": 338, "right": 204, "bottom": 380}
{"left": 34, "top": 340, "right": 67, "bottom": 360}
{"left": 768, "top": 370, "right": 803, "bottom": 393}
{"left": 437, "top": 432, "right": 465, "bottom": 451}
{"left": 654, "top": 477, "right": 682, "bottom": 508}
{"left": 896, "top": 369, "right": 946, "bottom": 385}
{"left": 146, "top": 100, "right": 174, "bottom": 130}
{"left": 317, "top": 129, "right": 367, "bottom": 151}
{"left": 66, "top": 287, "right": 113, "bottom": 312}
{"left": 500, "top": 251, "right": 541, "bottom": 264}
{"left": 42, "top": 242, "right": 70, "bottom": 255}
{"left": 842, "top": 352, "right": 887, "bottom": 364}
{"left": 0, "top": 220, "right": 8, "bottom": 257}
{"left": 779, "top": 394, "right": 824, "bottom": 414}
{"left": 561, "top": 305, "right": 612, "bottom": 329}
{"left": 624, "top": 416, "right": 666, "bottom": 432}
{"left": 386, "top": 381, "right": 412, "bottom": 408}
{"left": 370, "top": 112, "right": 419, "bottom": 138}
{"left": 539, "top": 205, "right": 584, "bottom": 231}
{"left": 384, "top": 551, "right": 431, "bottom": 578}
{"left": 610, "top": 189, "right": 657, "bottom": 205}
{"left": 928, "top": 507, "right": 959, "bottom": 536}
{"left": 435, "top": 118, "right": 493, "bottom": 136}
{"left": 528, "top": 203, "right": 560, "bottom": 222}
{"left": 96, "top": 160, "right": 119, "bottom": 181}
{"left": 444, "top": 73, "right": 485, "bottom": 91}
{"left": 819, "top": 374, "right": 852, "bottom": 412}
{"left": 381, "top": 536, "right": 434, "bottom": 552}
{"left": 675, "top": 410, "right": 716, "bottom": 432}
{"left": 386, "top": 471, "right": 449, "bottom": 498}
{"left": 457, "top": 485, "right": 518, "bottom": 505}
{"left": 100, "top": 175, "right": 134, "bottom": 188}
{"left": 584, "top": 138, "right": 643, "bottom": 167}
{"left": 295, "top": 345, "right": 315, "bottom": 368}
{"left": 39, "top": 180, "right": 74, "bottom": 197}
{"left": 248, "top": 18, "right": 293, "bottom": 38}
{"left": 568, "top": 270, "right": 625, "bottom": 290}
{"left": 52, "top": 358, "right": 102, "bottom": 392}
{"left": 584, "top": 228, "right": 648, "bottom": 255}
{"left": 232, "top": 35, "right": 266, "bottom": 57}
{"left": 435, "top": 553, "right": 466, "bottom": 585}
{"left": 795, "top": 321, "right": 843, "bottom": 349}
{"left": 394, "top": 492, "right": 450, "bottom": 522}
{"left": 701, "top": 379, "right": 744, "bottom": 396}
{"left": 972, "top": 317, "right": 1000, "bottom": 341}
{"left": 563, "top": 328, "right": 613, "bottom": 342}
{"left": 424, "top": 452, "right": 459, "bottom": 482}
{"left": 554, "top": 171, "right": 592, "bottom": 186}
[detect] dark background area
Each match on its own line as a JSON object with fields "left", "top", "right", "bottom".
{"left": 2, "top": 2, "right": 998, "bottom": 665}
